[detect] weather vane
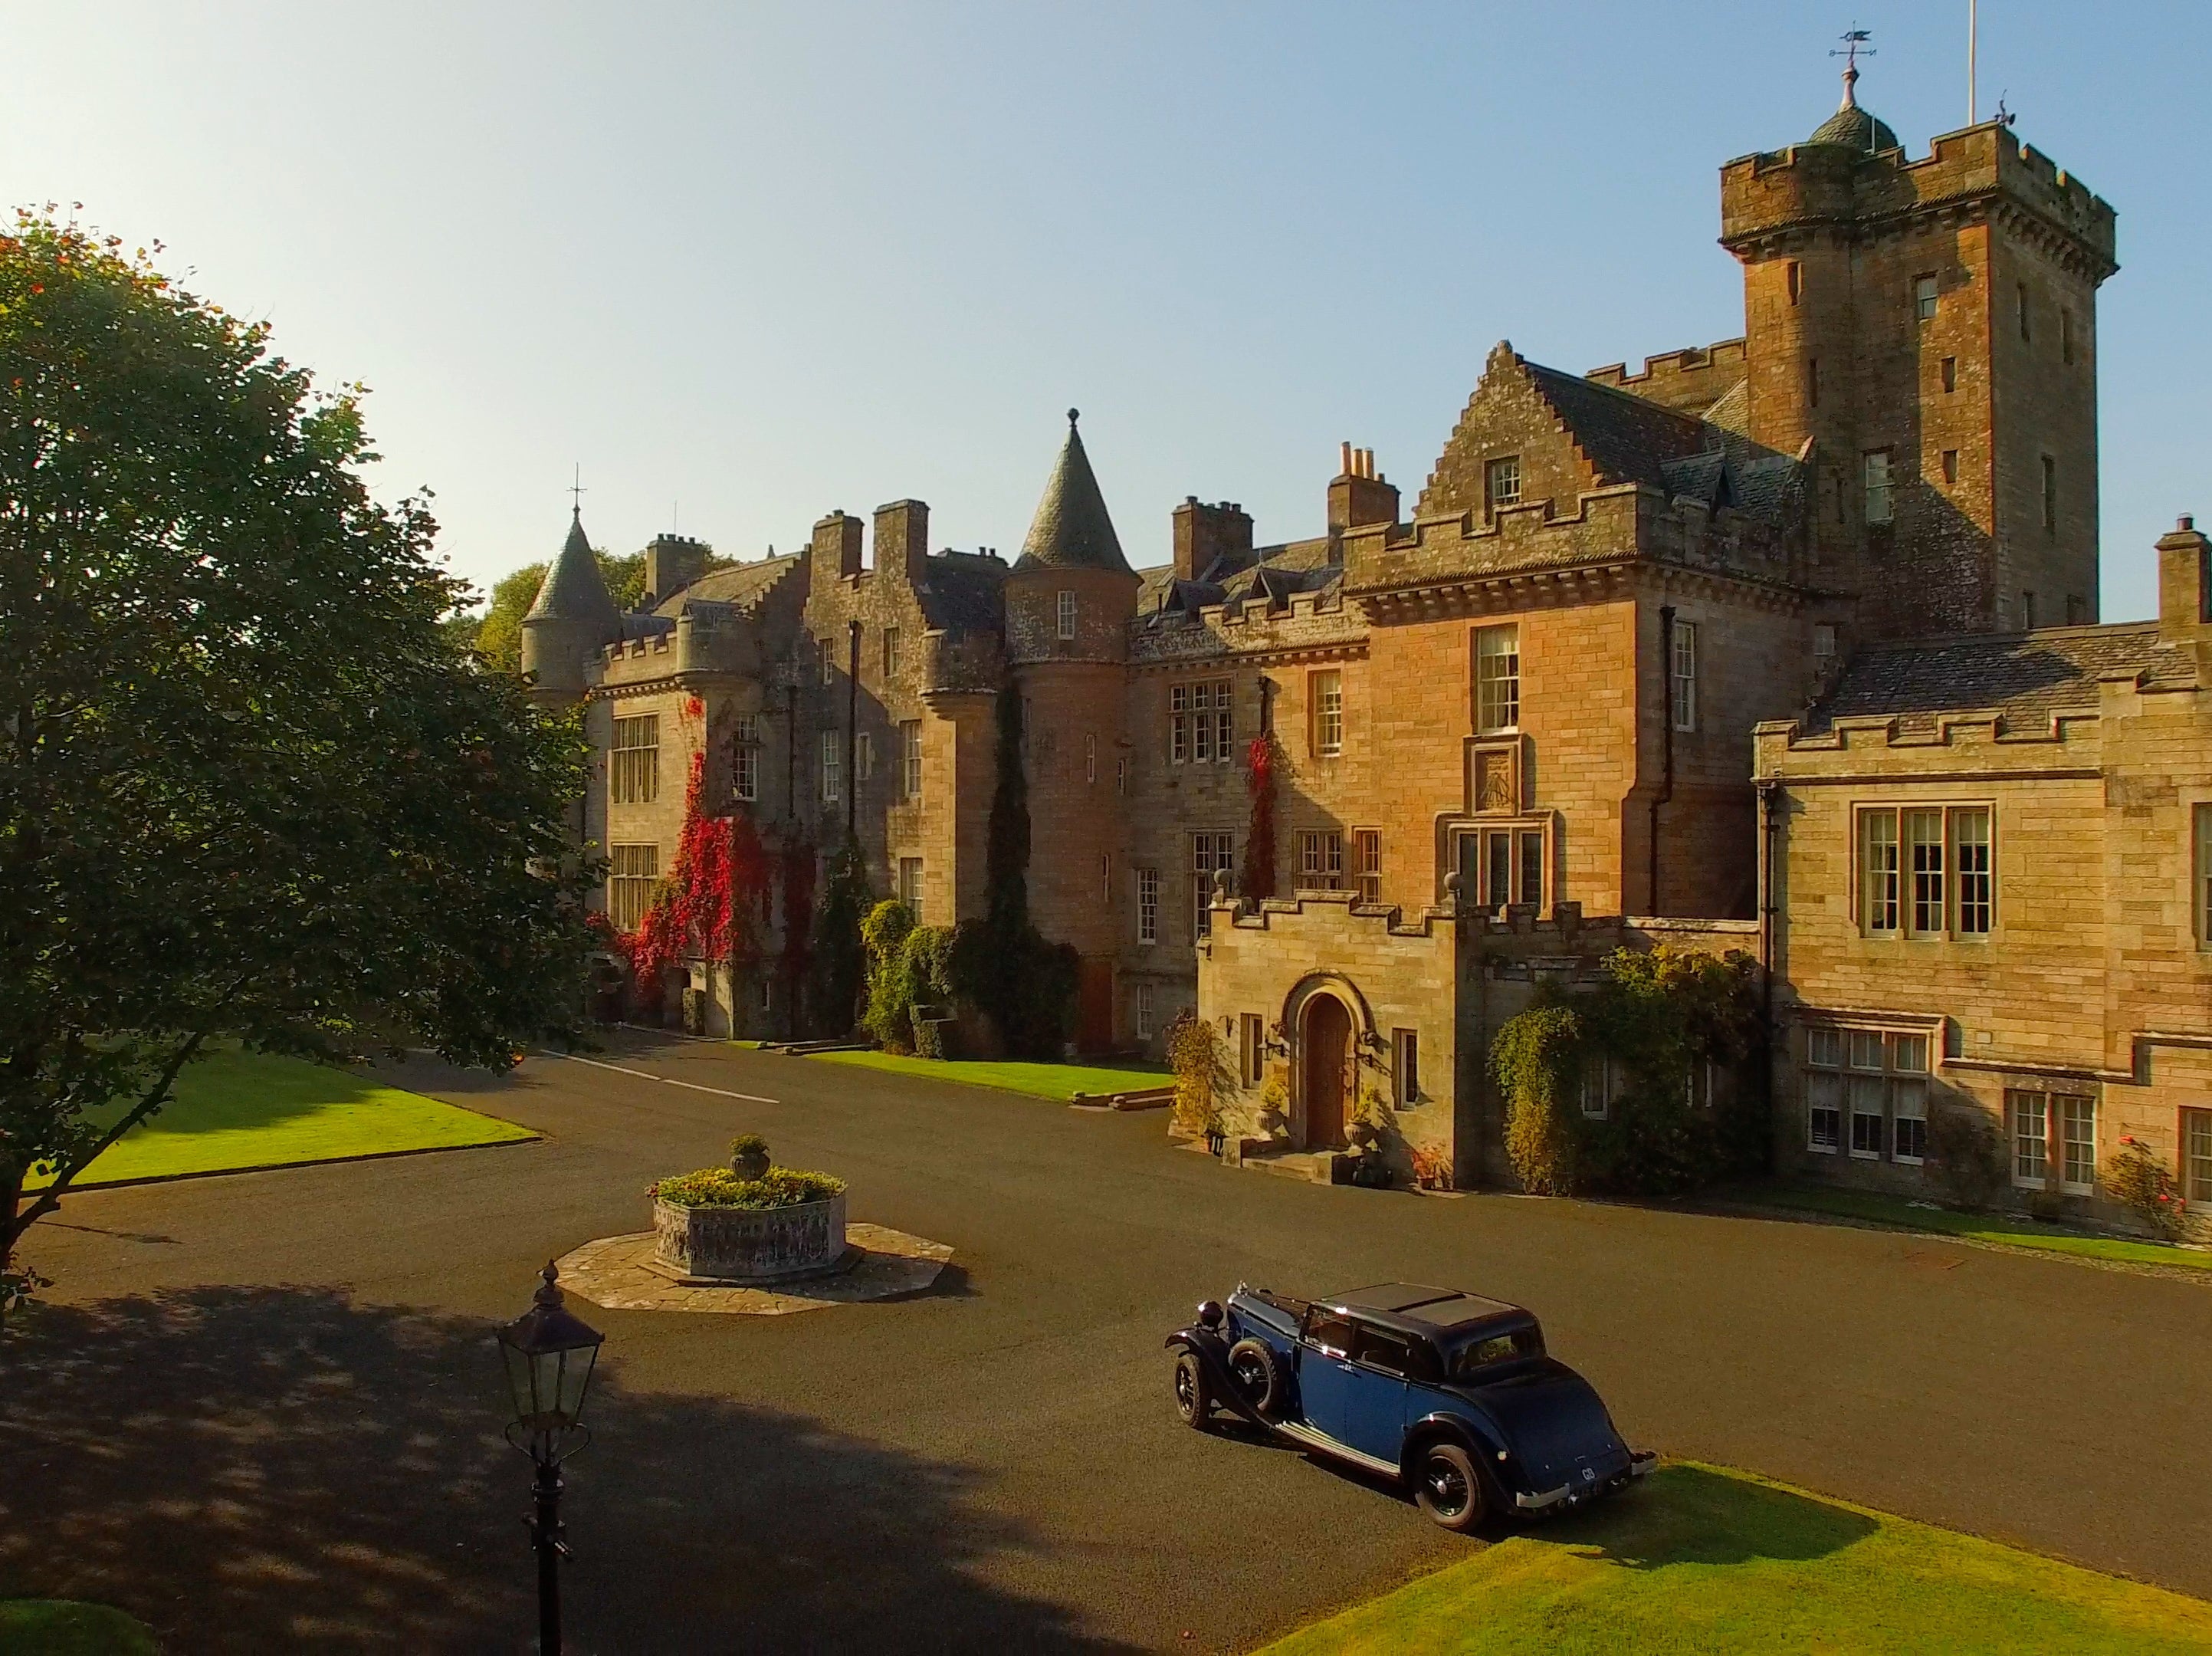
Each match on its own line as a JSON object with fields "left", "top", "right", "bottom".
{"left": 1830, "top": 25, "right": 1874, "bottom": 74}
{"left": 569, "top": 464, "right": 586, "bottom": 515}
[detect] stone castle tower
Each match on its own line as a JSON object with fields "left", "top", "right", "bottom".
{"left": 1006, "top": 411, "right": 1140, "bottom": 1048}
{"left": 1718, "top": 61, "right": 2118, "bottom": 636}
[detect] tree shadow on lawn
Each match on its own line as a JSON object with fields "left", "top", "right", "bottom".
{"left": 1539, "top": 1464, "right": 1877, "bottom": 1569}
{"left": 0, "top": 1286, "right": 1138, "bottom": 1655}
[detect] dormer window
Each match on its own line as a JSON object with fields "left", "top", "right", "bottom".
{"left": 1485, "top": 455, "right": 1521, "bottom": 515}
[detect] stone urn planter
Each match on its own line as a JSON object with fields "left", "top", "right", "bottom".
{"left": 652, "top": 1191, "right": 851, "bottom": 1284}
{"left": 646, "top": 1138, "right": 856, "bottom": 1286}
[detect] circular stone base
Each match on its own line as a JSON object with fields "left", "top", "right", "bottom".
{"left": 640, "top": 1242, "right": 865, "bottom": 1288}
{"left": 556, "top": 1224, "right": 953, "bottom": 1316}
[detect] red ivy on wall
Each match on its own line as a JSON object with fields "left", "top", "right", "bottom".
{"left": 1239, "top": 733, "right": 1277, "bottom": 902}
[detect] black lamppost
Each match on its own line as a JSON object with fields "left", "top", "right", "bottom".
{"left": 497, "top": 1260, "right": 605, "bottom": 1656}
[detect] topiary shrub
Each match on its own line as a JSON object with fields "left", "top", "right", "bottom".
{"left": 1492, "top": 1004, "right": 1582, "bottom": 1194}
{"left": 649, "top": 1166, "right": 847, "bottom": 1210}
{"left": 1928, "top": 1106, "right": 2008, "bottom": 1210}
{"left": 2107, "top": 1136, "right": 2201, "bottom": 1241}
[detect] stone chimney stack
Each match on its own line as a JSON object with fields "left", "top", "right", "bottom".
{"left": 814, "top": 511, "right": 865, "bottom": 581}
{"left": 875, "top": 498, "right": 931, "bottom": 589}
{"left": 642, "top": 533, "right": 709, "bottom": 607}
{"left": 1328, "top": 442, "right": 1400, "bottom": 533}
{"left": 1171, "top": 498, "right": 1255, "bottom": 583}
{"left": 2156, "top": 514, "right": 2211, "bottom": 684}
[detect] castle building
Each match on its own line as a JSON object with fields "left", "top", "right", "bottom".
{"left": 521, "top": 69, "right": 2203, "bottom": 1211}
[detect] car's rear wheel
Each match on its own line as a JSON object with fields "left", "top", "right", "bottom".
{"left": 1412, "top": 1441, "right": 1486, "bottom": 1533}
{"left": 1226, "top": 1337, "right": 1285, "bottom": 1420}
{"left": 1172, "top": 1351, "right": 1213, "bottom": 1429}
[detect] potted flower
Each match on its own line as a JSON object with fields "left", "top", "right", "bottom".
{"left": 648, "top": 1138, "right": 853, "bottom": 1284}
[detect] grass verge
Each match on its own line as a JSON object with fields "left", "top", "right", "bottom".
{"left": 1259, "top": 1461, "right": 2212, "bottom": 1655}
{"left": 1738, "top": 1182, "right": 2211, "bottom": 1273}
{"left": 25, "top": 1047, "right": 534, "bottom": 1190}
{"left": 807, "top": 1049, "right": 1169, "bottom": 1102}
{"left": 0, "top": 1599, "right": 158, "bottom": 1655}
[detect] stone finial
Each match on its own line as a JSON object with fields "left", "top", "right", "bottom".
{"left": 1212, "top": 866, "right": 1234, "bottom": 901}
{"left": 1442, "top": 871, "right": 1463, "bottom": 912}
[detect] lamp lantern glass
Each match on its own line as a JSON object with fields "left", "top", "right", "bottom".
{"left": 498, "top": 1261, "right": 605, "bottom": 1441}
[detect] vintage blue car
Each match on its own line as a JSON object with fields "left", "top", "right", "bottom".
{"left": 1167, "top": 1282, "right": 1652, "bottom": 1530}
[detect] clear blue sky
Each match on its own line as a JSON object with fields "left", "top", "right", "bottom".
{"left": 6, "top": 2, "right": 2204, "bottom": 619}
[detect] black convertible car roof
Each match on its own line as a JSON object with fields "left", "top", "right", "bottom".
{"left": 1327, "top": 1283, "right": 1534, "bottom": 1339}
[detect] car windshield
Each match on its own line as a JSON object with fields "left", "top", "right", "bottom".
{"left": 1442, "top": 1326, "right": 1543, "bottom": 1380}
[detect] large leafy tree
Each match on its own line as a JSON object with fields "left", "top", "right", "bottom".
{"left": 0, "top": 212, "right": 599, "bottom": 1317}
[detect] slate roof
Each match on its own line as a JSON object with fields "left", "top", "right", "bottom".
{"left": 652, "top": 554, "right": 801, "bottom": 619}
{"left": 1525, "top": 359, "right": 1802, "bottom": 528}
{"left": 1526, "top": 363, "right": 1712, "bottom": 492}
{"left": 526, "top": 509, "right": 622, "bottom": 628}
{"left": 1807, "top": 69, "right": 1899, "bottom": 153}
{"left": 1137, "top": 534, "right": 1344, "bottom": 623}
{"left": 1014, "top": 413, "right": 1132, "bottom": 575}
{"left": 1807, "top": 623, "right": 2196, "bottom": 734}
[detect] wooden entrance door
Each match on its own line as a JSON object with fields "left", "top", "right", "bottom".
{"left": 1302, "top": 994, "right": 1351, "bottom": 1149}
{"left": 1075, "top": 958, "right": 1114, "bottom": 1053}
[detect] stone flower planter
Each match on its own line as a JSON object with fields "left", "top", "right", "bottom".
{"left": 651, "top": 1193, "right": 853, "bottom": 1285}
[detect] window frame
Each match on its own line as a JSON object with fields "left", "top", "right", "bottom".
{"left": 1240, "top": 1014, "right": 1265, "bottom": 1089}
{"left": 607, "top": 842, "right": 661, "bottom": 932}
{"left": 1669, "top": 619, "right": 1698, "bottom": 734}
{"left": 1856, "top": 803, "right": 1994, "bottom": 939}
{"left": 1393, "top": 1027, "right": 1419, "bottom": 1106}
{"left": 2183, "top": 1108, "right": 2212, "bottom": 1211}
{"left": 819, "top": 730, "right": 842, "bottom": 804}
{"left": 610, "top": 713, "right": 661, "bottom": 806}
{"left": 1807, "top": 1024, "right": 1929, "bottom": 1167}
{"left": 1136, "top": 866, "right": 1159, "bottom": 946}
{"left": 1484, "top": 454, "right": 1521, "bottom": 515}
{"left": 1310, "top": 669, "right": 1344, "bottom": 758}
{"left": 1056, "top": 590, "right": 1077, "bottom": 640}
{"left": 1134, "top": 981, "right": 1155, "bottom": 1041}
{"left": 1353, "top": 828, "right": 1382, "bottom": 905}
{"left": 2195, "top": 804, "right": 2212, "bottom": 951}
{"left": 897, "top": 857, "right": 924, "bottom": 907}
{"left": 1298, "top": 830, "right": 1344, "bottom": 891}
{"left": 1913, "top": 272, "right": 1938, "bottom": 321}
{"left": 899, "top": 719, "right": 923, "bottom": 800}
{"left": 1454, "top": 820, "right": 1547, "bottom": 914}
{"left": 1190, "top": 832, "right": 1234, "bottom": 938}
{"left": 733, "top": 713, "right": 760, "bottom": 803}
{"left": 882, "top": 626, "right": 901, "bottom": 679}
{"left": 1862, "top": 449, "right": 1894, "bottom": 525}
{"left": 1473, "top": 623, "right": 1521, "bottom": 734}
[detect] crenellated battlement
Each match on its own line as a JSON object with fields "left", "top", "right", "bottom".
{"left": 1586, "top": 338, "right": 1748, "bottom": 416}
{"left": 1721, "top": 122, "right": 2115, "bottom": 277}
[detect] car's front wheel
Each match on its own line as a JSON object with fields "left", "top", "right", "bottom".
{"left": 1172, "top": 1351, "right": 1213, "bottom": 1430}
{"left": 1412, "top": 1441, "right": 1486, "bottom": 1532}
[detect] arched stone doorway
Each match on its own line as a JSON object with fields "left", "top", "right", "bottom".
{"left": 1300, "top": 993, "right": 1354, "bottom": 1152}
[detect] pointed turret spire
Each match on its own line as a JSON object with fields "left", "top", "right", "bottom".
{"left": 1012, "top": 409, "right": 1131, "bottom": 575}
{"left": 526, "top": 505, "right": 622, "bottom": 626}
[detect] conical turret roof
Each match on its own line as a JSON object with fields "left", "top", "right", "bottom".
{"left": 1013, "top": 409, "right": 1131, "bottom": 576}
{"left": 525, "top": 508, "right": 622, "bottom": 626}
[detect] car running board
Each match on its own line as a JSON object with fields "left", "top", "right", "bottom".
{"left": 1273, "top": 1419, "right": 1400, "bottom": 1480}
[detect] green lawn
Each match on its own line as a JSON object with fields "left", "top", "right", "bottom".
{"left": 806, "top": 1049, "right": 1170, "bottom": 1102}
{"left": 1260, "top": 1462, "right": 2212, "bottom": 1655}
{"left": 0, "top": 1599, "right": 158, "bottom": 1655}
{"left": 25, "top": 1047, "right": 534, "bottom": 1190}
{"left": 1741, "top": 1182, "right": 2212, "bottom": 1273}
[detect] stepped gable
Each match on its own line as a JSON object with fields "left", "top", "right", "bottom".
{"left": 653, "top": 554, "right": 802, "bottom": 619}
{"left": 1807, "top": 624, "right": 2197, "bottom": 735}
{"left": 526, "top": 508, "right": 622, "bottom": 629}
{"left": 1013, "top": 410, "right": 1131, "bottom": 576}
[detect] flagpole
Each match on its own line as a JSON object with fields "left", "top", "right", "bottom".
{"left": 1969, "top": 0, "right": 1979, "bottom": 124}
